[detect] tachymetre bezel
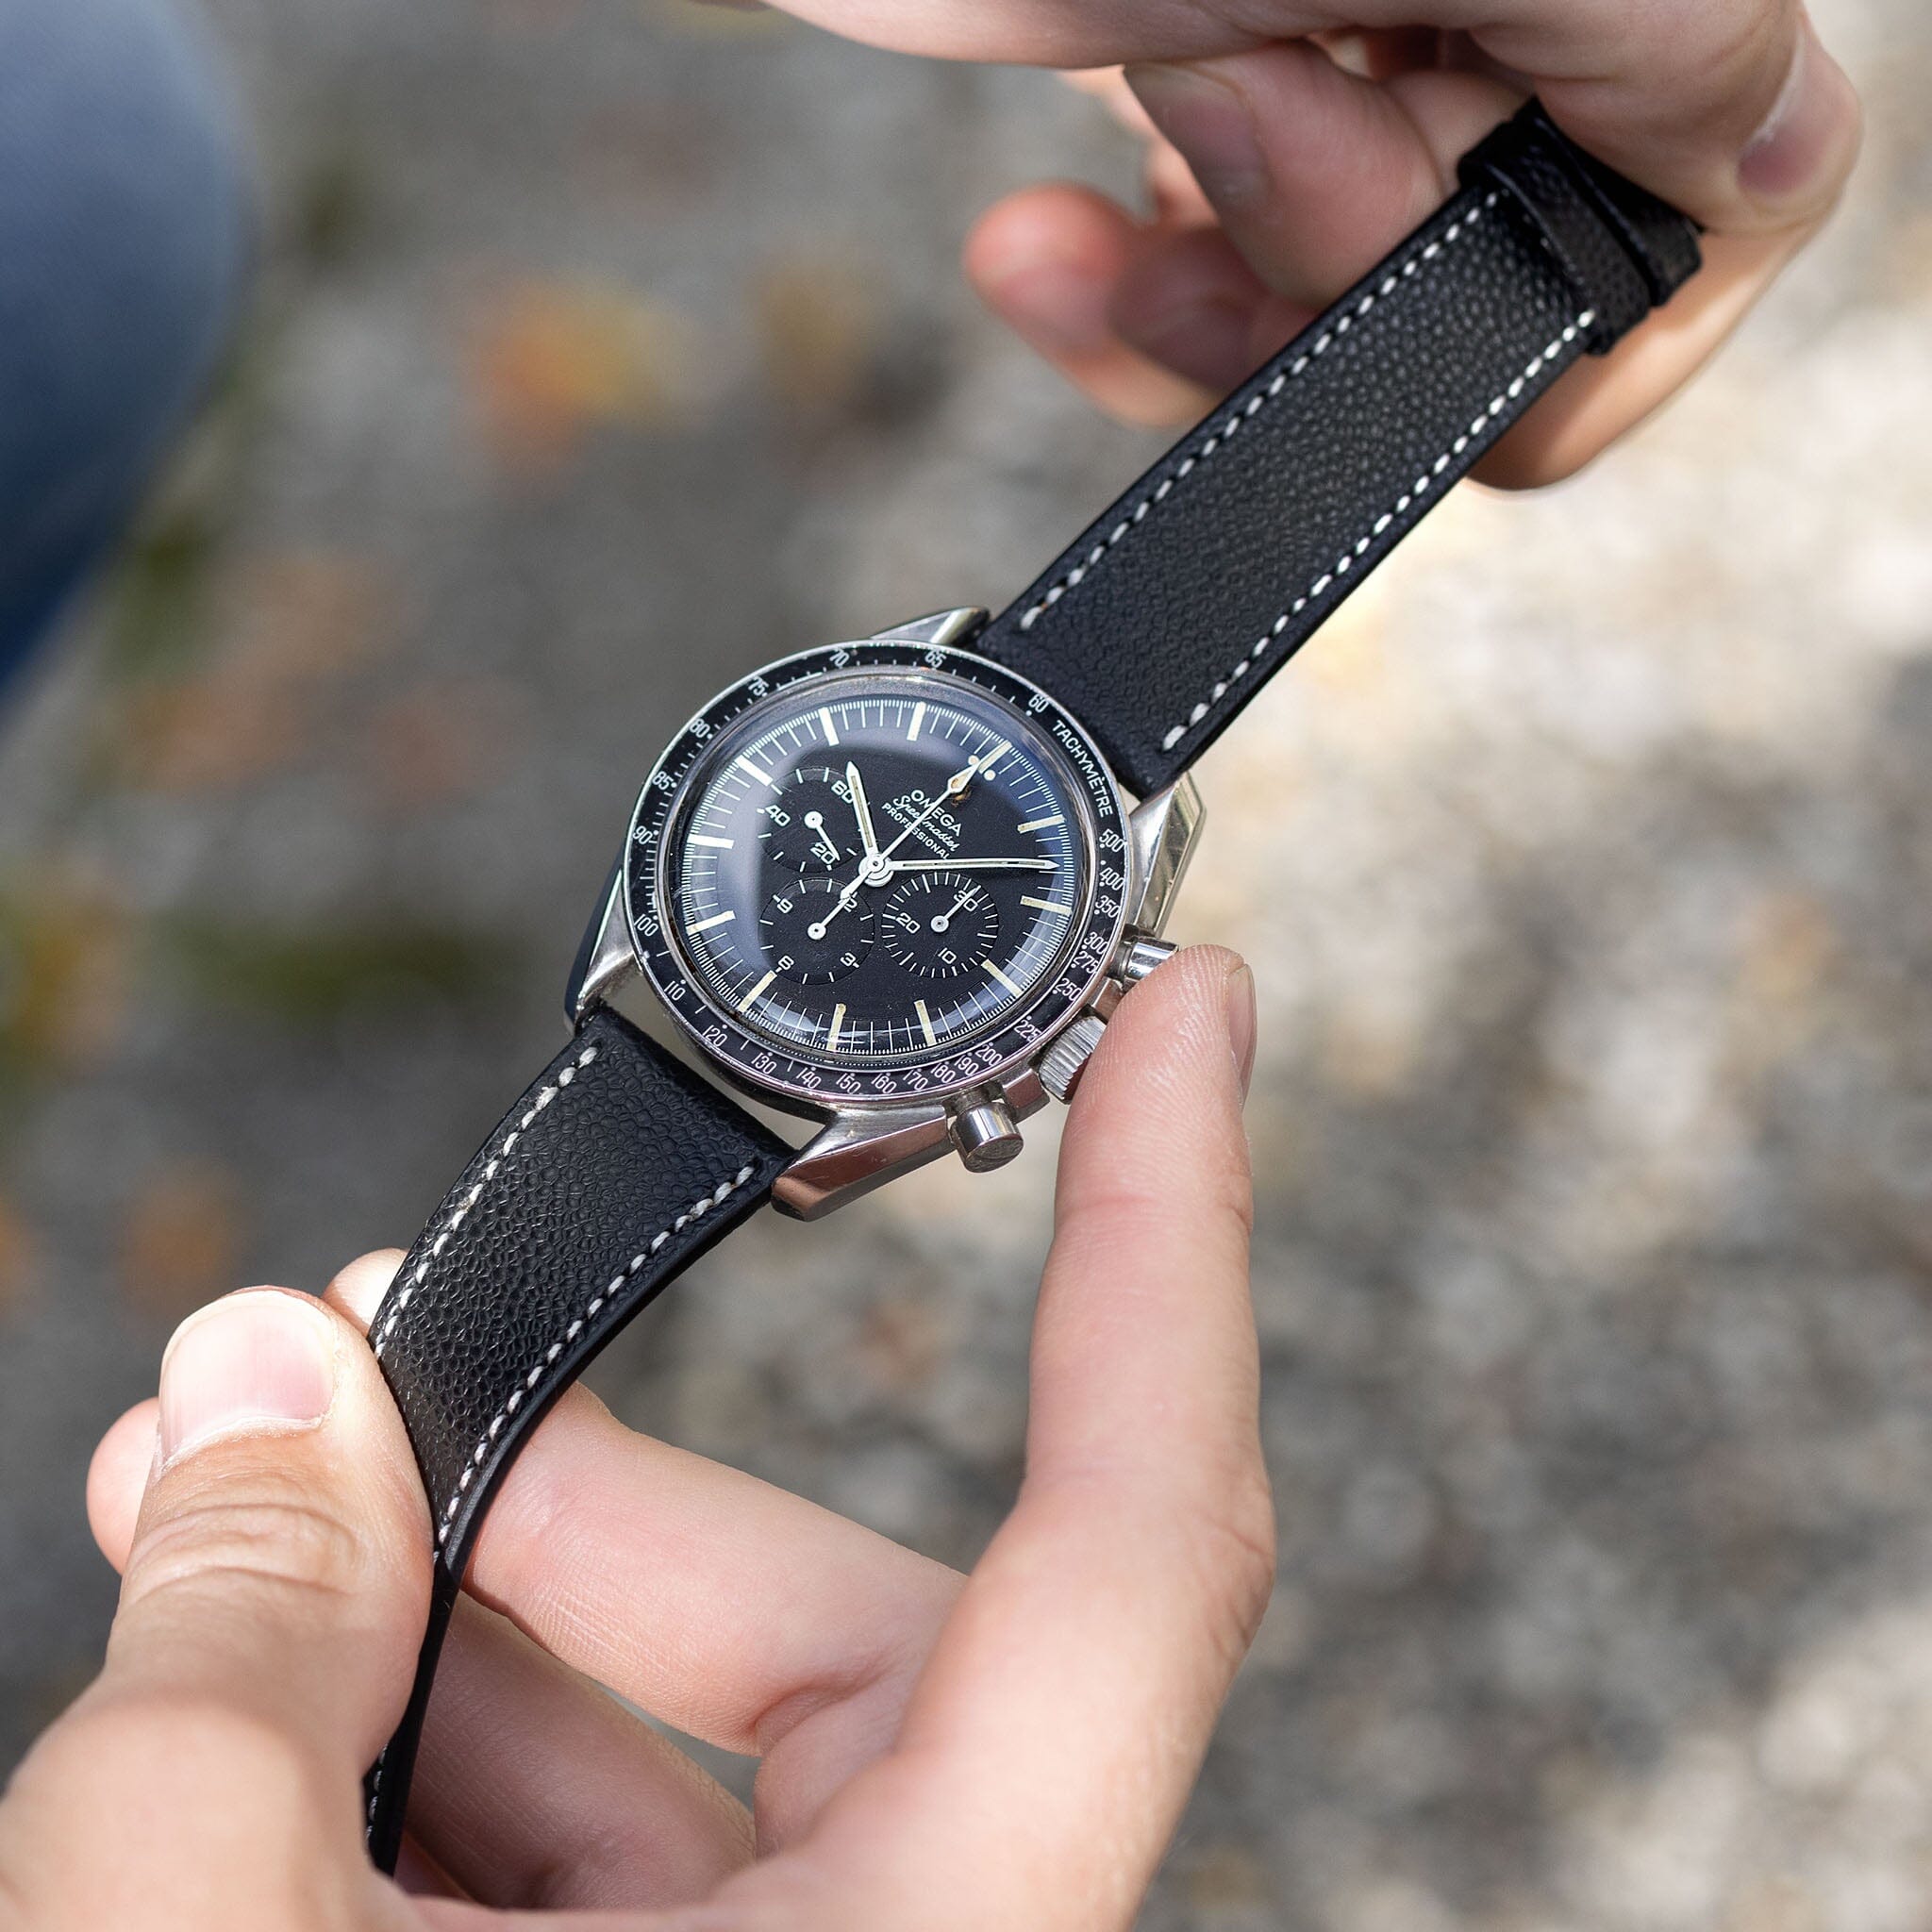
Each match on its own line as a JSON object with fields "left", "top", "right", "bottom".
{"left": 624, "top": 639, "right": 1129, "bottom": 1110}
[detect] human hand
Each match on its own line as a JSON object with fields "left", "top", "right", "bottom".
{"left": 2, "top": 945, "right": 1266, "bottom": 1929}
{"left": 753, "top": 0, "right": 1861, "bottom": 483}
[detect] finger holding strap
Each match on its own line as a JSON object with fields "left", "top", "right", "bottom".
{"left": 83, "top": 1389, "right": 758, "bottom": 1914}
{"left": 2, "top": 1290, "right": 428, "bottom": 1926}
{"left": 313, "top": 1253, "right": 966, "bottom": 1857}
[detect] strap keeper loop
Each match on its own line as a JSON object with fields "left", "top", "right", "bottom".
{"left": 1460, "top": 99, "right": 1703, "bottom": 354}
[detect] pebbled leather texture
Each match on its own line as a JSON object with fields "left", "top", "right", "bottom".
{"left": 977, "top": 100, "right": 1701, "bottom": 800}
{"left": 362, "top": 1006, "right": 791, "bottom": 1871}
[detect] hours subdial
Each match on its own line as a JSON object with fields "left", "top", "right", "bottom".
{"left": 759, "top": 875, "right": 873, "bottom": 986}
{"left": 760, "top": 763, "right": 857, "bottom": 874}
{"left": 881, "top": 872, "right": 1001, "bottom": 980}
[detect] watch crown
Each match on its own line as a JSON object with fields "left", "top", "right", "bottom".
{"left": 1038, "top": 1011, "right": 1108, "bottom": 1105}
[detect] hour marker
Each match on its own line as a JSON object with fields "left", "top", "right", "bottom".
{"left": 915, "top": 1000, "right": 937, "bottom": 1047}
{"left": 688, "top": 909, "right": 737, "bottom": 933}
{"left": 690, "top": 835, "right": 734, "bottom": 849}
{"left": 1021, "top": 895, "right": 1068, "bottom": 915}
{"left": 737, "top": 970, "right": 776, "bottom": 1011}
{"left": 1016, "top": 815, "right": 1062, "bottom": 834}
{"left": 982, "top": 958, "right": 1022, "bottom": 997}
{"left": 819, "top": 708, "right": 840, "bottom": 746}
{"left": 734, "top": 756, "right": 775, "bottom": 789}
{"left": 980, "top": 739, "right": 1011, "bottom": 777}
{"left": 827, "top": 1003, "right": 846, "bottom": 1050}
{"left": 907, "top": 701, "right": 926, "bottom": 741}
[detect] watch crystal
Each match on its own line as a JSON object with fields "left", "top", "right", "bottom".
{"left": 665, "top": 676, "right": 1086, "bottom": 1066}
{"left": 626, "top": 639, "right": 1129, "bottom": 1107}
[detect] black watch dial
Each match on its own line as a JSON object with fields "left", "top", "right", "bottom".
{"left": 666, "top": 676, "right": 1085, "bottom": 1064}
{"left": 626, "top": 640, "right": 1130, "bottom": 1106}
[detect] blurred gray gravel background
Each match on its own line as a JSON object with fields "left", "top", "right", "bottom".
{"left": 3, "top": 1, "right": 1932, "bottom": 1925}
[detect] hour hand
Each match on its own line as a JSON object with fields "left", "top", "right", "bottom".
{"left": 844, "top": 761, "right": 882, "bottom": 861}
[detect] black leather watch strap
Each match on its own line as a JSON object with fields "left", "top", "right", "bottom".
{"left": 362, "top": 1006, "right": 791, "bottom": 1872}
{"left": 976, "top": 101, "right": 1701, "bottom": 799}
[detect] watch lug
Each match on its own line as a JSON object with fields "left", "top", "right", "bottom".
{"left": 867, "top": 608, "right": 989, "bottom": 650}
{"left": 773, "top": 1103, "right": 955, "bottom": 1221}
{"left": 564, "top": 856, "right": 639, "bottom": 1026}
{"left": 1124, "top": 773, "right": 1206, "bottom": 938}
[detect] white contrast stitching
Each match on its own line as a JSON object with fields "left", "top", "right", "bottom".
{"left": 371, "top": 1043, "right": 602, "bottom": 1364}
{"left": 1015, "top": 194, "right": 1501, "bottom": 635}
{"left": 1156, "top": 310, "right": 1595, "bottom": 756}
{"left": 431, "top": 1160, "right": 761, "bottom": 1550}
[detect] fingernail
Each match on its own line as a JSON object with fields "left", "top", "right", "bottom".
{"left": 1224, "top": 962, "right": 1257, "bottom": 1104}
{"left": 1740, "top": 20, "right": 1860, "bottom": 207}
{"left": 1127, "top": 64, "right": 1268, "bottom": 212}
{"left": 159, "top": 1291, "right": 337, "bottom": 1464}
{"left": 980, "top": 257, "right": 1117, "bottom": 358}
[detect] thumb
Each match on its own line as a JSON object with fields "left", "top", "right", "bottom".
{"left": 1525, "top": 5, "right": 1862, "bottom": 241}
{"left": 4, "top": 1289, "right": 428, "bottom": 1920}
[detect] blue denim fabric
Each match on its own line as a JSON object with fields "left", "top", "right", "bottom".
{"left": 0, "top": 0, "right": 249, "bottom": 692}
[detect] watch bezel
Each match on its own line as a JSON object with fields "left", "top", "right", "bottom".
{"left": 624, "top": 638, "right": 1130, "bottom": 1111}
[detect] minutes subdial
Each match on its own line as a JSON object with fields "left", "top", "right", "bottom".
{"left": 759, "top": 875, "right": 874, "bottom": 986}
{"left": 881, "top": 872, "right": 1001, "bottom": 980}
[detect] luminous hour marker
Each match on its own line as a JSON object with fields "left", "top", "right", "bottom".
{"left": 827, "top": 1003, "right": 846, "bottom": 1050}
{"left": 915, "top": 999, "right": 937, "bottom": 1047}
{"left": 982, "top": 958, "right": 1022, "bottom": 997}
{"left": 1021, "top": 895, "right": 1067, "bottom": 915}
{"left": 734, "top": 755, "right": 775, "bottom": 789}
{"left": 980, "top": 739, "right": 1011, "bottom": 777}
{"left": 819, "top": 708, "right": 840, "bottom": 746}
{"left": 907, "top": 701, "right": 926, "bottom": 741}
{"left": 688, "top": 909, "right": 737, "bottom": 932}
{"left": 690, "top": 835, "right": 734, "bottom": 849}
{"left": 1016, "top": 815, "right": 1062, "bottom": 834}
{"left": 737, "top": 970, "right": 775, "bottom": 1011}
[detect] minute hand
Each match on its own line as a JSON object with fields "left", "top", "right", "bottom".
{"left": 886, "top": 856, "right": 1058, "bottom": 874}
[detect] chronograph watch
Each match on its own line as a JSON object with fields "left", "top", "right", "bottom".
{"left": 360, "top": 102, "right": 1702, "bottom": 1865}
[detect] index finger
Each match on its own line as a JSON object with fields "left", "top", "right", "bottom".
{"left": 787, "top": 946, "right": 1268, "bottom": 1928}
{"left": 771, "top": 0, "right": 1858, "bottom": 235}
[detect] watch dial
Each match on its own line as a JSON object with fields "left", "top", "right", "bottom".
{"left": 661, "top": 674, "right": 1091, "bottom": 1067}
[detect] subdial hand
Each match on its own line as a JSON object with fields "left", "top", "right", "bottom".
{"left": 801, "top": 809, "right": 841, "bottom": 868}
{"left": 929, "top": 882, "right": 980, "bottom": 934}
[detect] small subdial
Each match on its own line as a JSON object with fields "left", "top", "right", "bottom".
{"left": 760, "top": 764, "right": 857, "bottom": 874}
{"left": 759, "top": 876, "right": 873, "bottom": 986}
{"left": 881, "top": 872, "right": 1001, "bottom": 980}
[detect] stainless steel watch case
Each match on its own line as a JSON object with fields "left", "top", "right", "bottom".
{"left": 565, "top": 608, "right": 1205, "bottom": 1219}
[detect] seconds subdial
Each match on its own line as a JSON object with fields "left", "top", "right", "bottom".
{"left": 882, "top": 872, "right": 1001, "bottom": 980}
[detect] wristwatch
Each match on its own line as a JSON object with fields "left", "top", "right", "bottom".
{"left": 360, "top": 100, "right": 1701, "bottom": 1867}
